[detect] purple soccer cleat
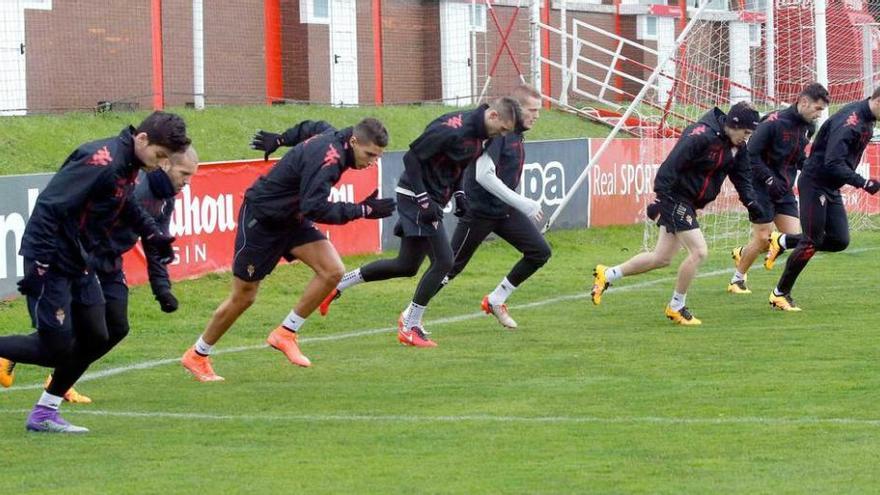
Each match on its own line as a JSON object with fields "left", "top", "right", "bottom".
{"left": 25, "top": 405, "right": 89, "bottom": 434}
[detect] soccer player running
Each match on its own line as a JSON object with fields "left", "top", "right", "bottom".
{"left": 728, "top": 83, "right": 830, "bottom": 294}
{"left": 318, "top": 98, "right": 522, "bottom": 347}
{"left": 591, "top": 102, "right": 765, "bottom": 325}
{"left": 0, "top": 147, "right": 199, "bottom": 404}
{"left": 437, "top": 84, "right": 549, "bottom": 329}
{"left": 0, "top": 112, "right": 186, "bottom": 433}
{"left": 768, "top": 90, "right": 880, "bottom": 311}
{"left": 181, "top": 118, "right": 395, "bottom": 381}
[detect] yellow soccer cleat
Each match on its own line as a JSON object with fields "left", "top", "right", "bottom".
{"left": 731, "top": 246, "right": 744, "bottom": 265}
{"left": 769, "top": 291, "right": 802, "bottom": 311}
{"left": 590, "top": 264, "right": 610, "bottom": 306}
{"left": 0, "top": 358, "right": 15, "bottom": 388}
{"left": 727, "top": 279, "right": 752, "bottom": 294}
{"left": 44, "top": 375, "right": 93, "bottom": 404}
{"left": 764, "top": 232, "right": 783, "bottom": 270}
{"left": 665, "top": 305, "right": 702, "bottom": 325}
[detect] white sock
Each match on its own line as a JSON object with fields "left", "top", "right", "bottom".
{"left": 773, "top": 287, "right": 785, "bottom": 296}
{"left": 669, "top": 291, "right": 686, "bottom": 311}
{"left": 777, "top": 234, "right": 787, "bottom": 249}
{"left": 731, "top": 270, "right": 746, "bottom": 283}
{"left": 606, "top": 265, "right": 623, "bottom": 283}
{"left": 37, "top": 391, "right": 63, "bottom": 410}
{"left": 488, "top": 277, "right": 517, "bottom": 306}
{"left": 337, "top": 269, "right": 364, "bottom": 291}
{"left": 282, "top": 311, "right": 307, "bottom": 332}
{"left": 404, "top": 302, "right": 426, "bottom": 329}
{"left": 194, "top": 336, "right": 213, "bottom": 356}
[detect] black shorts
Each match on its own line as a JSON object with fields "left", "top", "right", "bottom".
{"left": 655, "top": 199, "right": 699, "bottom": 233}
{"left": 25, "top": 262, "right": 104, "bottom": 334}
{"left": 751, "top": 186, "right": 799, "bottom": 224}
{"left": 232, "top": 202, "right": 326, "bottom": 282}
{"left": 393, "top": 193, "right": 445, "bottom": 238}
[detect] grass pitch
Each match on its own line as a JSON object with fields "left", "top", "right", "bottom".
{"left": 2, "top": 224, "right": 879, "bottom": 493}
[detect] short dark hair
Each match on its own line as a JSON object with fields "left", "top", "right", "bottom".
{"left": 354, "top": 117, "right": 389, "bottom": 147}
{"left": 491, "top": 96, "right": 524, "bottom": 130}
{"left": 872, "top": 86, "right": 880, "bottom": 99}
{"left": 799, "top": 83, "right": 830, "bottom": 104}
{"left": 135, "top": 111, "right": 191, "bottom": 153}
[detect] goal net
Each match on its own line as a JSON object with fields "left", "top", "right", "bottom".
{"left": 540, "top": 0, "right": 880, "bottom": 251}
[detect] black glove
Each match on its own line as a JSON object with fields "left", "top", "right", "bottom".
{"left": 17, "top": 260, "right": 50, "bottom": 297}
{"left": 746, "top": 201, "right": 767, "bottom": 223}
{"left": 155, "top": 290, "right": 179, "bottom": 313}
{"left": 646, "top": 198, "right": 662, "bottom": 221}
{"left": 359, "top": 189, "right": 396, "bottom": 219}
{"left": 765, "top": 177, "right": 789, "bottom": 201}
{"left": 415, "top": 193, "right": 443, "bottom": 223}
{"left": 863, "top": 178, "right": 880, "bottom": 195}
{"left": 251, "top": 130, "right": 284, "bottom": 161}
{"left": 453, "top": 191, "right": 468, "bottom": 218}
{"left": 146, "top": 231, "right": 176, "bottom": 264}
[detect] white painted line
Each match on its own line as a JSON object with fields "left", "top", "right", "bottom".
{"left": 0, "top": 268, "right": 727, "bottom": 394}
{"left": 1, "top": 408, "right": 879, "bottom": 427}
{"left": 2, "top": 244, "right": 877, "bottom": 394}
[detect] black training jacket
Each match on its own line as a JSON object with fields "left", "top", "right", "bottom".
{"left": 397, "top": 105, "right": 489, "bottom": 206}
{"left": 748, "top": 105, "right": 813, "bottom": 189}
{"left": 653, "top": 108, "right": 756, "bottom": 209}
{"left": 801, "top": 98, "right": 875, "bottom": 190}
{"left": 463, "top": 132, "right": 525, "bottom": 219}
{"left": 20, "top": 127, "right": 162, "bottom": 275}
{"left": 244, "top": 127, "right": 362, "bottom": 226}
{"left": 89, "top": 170, "right": 175, "bottom": 296}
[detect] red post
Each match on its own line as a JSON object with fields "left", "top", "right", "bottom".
{"left": 264, "top": 0, "right": 283, "bottom": 104}
{"left": 151, "top": 0, "right": 164, "bottom": 110}
{"left": 677, "top": 0, "right": 688, "bottom": 31}
{"left": 541, "top": 0, "right": 551, "bottom": 108}
{"left": 372, "top": 0, "right": 384, "bottom": 105}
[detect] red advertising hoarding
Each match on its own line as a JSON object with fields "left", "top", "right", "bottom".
{"left": 589, "top": 139, "right": 880, "bottom": 228}
{"left": 121, "top": 159, "right": 381, "bottom": 286}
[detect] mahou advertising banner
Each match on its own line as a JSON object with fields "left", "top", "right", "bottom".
{"left": 121, "top": 159, "right": 381, "bottom": 286}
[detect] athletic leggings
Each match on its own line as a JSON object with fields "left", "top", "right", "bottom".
{"left": 446, "top": 209, "right": 551, "bottom": 287}
{"left": 776, "top": 175, "right": 850, "bottom": 294}
{"left": 48, "top": 271, "right": 130, "bottom": 395}
{"left": 360, "top": 229, "right": 453, "bottom": 306}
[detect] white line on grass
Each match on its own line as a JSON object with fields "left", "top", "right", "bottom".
{"left": 1, "top": 408, "right": 880, "bottom": 427}
{"left": 2, "top": 245, "right": 876, "bottom": 394}
{"left": 1, "top": 268, "right": 728, "bottom": 394}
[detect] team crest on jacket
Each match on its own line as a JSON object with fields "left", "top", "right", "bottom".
{"left": 845, "top": 112, "right": 860, "bottom": 127}
{"left": 688, "top": 125, "right": 707, "bottom": 136}
{"left": 766, "top": 112, "right": 779, "bottom": 121}
{"left": 819, "top": 194, "right": 826, "bottom": 206}
{"left": 55, "top": 308, "right": 66, "bottom": 325}
{"left": 87, "top": 146, "right": 113, "bottom": 166}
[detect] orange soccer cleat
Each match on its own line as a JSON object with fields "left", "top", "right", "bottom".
{"left": 181, "top": 347, "right": 225, "bottom": 382}
{"left": 266, "top": 326, "right": 312, "bottom": 367}
{"left": 318, "top": 288, "right": 342, "bottom": 316}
